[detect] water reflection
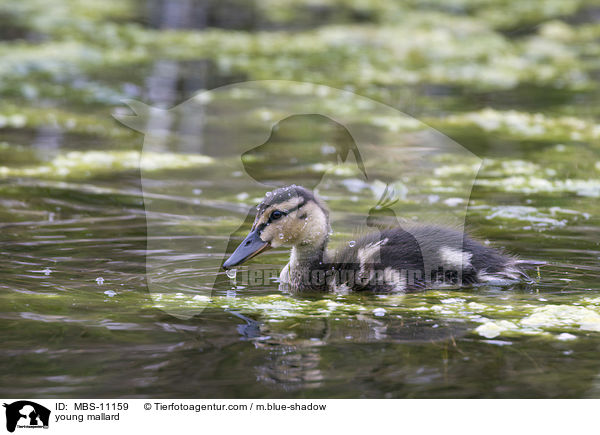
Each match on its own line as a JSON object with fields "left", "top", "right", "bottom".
{"left": 223, "top": 303, "right": 472, "bottom": 392}
{"left": 32, "top": 125, "right": 63, "bottom": 161}
{"left": 144, "top": 59, "right": 245, "bottom": 109}
{"left": 145, "top": 0, "right": 261, "bottom": 30}
{"left": 256, "top": 346, "right": 324, "bottom": 390}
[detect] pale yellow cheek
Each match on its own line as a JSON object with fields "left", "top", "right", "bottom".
{"left": 259, "top": 224, "right": 287, "bottom": 247}
{"left": 270, "top": 239, "right": 283, "bottom": 248}
{"left": 271, "top": 229, "right": 295, "bottom": 247}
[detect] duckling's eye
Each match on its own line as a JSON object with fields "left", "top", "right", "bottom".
{"left": 270, "top": 210, "right": 283, "bottom": 220}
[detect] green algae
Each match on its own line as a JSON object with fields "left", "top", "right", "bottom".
{"left": 0, "top": 0, "right": 596, "bottom": 111}
{"left": 438, "top": 109, "right": 600, "bottom": 142}
{"left": 0, "top": 141, "right": 40, "bottom": 166}
{"left": 0, "top": 104, "right": 135, "bottom": 140}
{"left": 258, "top": 0, "right": 590, "bottom": 31}
{"left": 477, "top": 177, "right": 600, "bottom": 197}
{"left": 0, "top": 0, "right": 598, "bottom": 165}
{"left": 0, "top": 150, "right": 212, "bottom": 180}
{"left": 427, "top": 146, "right": 600, "bottom": 200}
{"left": 138, "top": 289, "right": 600, "bottom": 342}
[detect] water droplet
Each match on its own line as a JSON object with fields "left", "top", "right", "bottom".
{"left": 104, "top": 290, "right": 116, "bottom": 297}
{"left": 226, "top": 269, "right": 237, "bottom": 279}
{"left": 96, "top": 277, "right": 104, "bottom": 285}
{"left": 348, "top": 240, "right": 356, "bottom": 247}
{"left": 373, "top": 308, "right": 386, "bottom": 317}
{"left": 43, "top": 268, "right": 51, "bottom": 276}
{"left": 279, "top": 233, "right": 284, "bottom": 239}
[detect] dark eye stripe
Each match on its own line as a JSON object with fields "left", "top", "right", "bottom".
{"left": 254, "top": 200, "right": 306, "bottom": 233}
{"left": 284, "top": 200, "right": 305, "bottom": 215}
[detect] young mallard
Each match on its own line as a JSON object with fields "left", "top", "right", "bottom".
{"left": 223, "top": 185, "right": 530, "bottom": 293}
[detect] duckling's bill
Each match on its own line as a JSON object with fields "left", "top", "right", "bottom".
{"left": 223, "top": 228, "right": 271, "bottom": 269}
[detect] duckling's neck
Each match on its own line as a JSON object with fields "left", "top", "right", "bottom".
{"left": 290, "top": 239, "right": 327, "bottom": 267}
{"left": 285, "top": 238, "right": 329, "bottom": 291}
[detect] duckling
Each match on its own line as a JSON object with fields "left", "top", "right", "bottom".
{"left": 223, "top": 185, "right": 530, "bottom": 293}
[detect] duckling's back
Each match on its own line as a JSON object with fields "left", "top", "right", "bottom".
{"left": 329, "top": 225, "right": 522, "bottom": 292}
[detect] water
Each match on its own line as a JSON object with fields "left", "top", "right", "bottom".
{"left": 0, "top": 0, "right": 599, "bottom": 398}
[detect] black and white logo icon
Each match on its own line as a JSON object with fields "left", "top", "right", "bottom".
{"left": 3, "top": 401, "right": 50, "bottom": 433}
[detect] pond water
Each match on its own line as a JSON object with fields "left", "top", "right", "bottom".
{"left": 1, "top": 0, "right": 599, "bottom": 398}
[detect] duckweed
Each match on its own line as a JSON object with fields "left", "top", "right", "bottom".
{"left": 0, "top": 150, "right": 212, "bottom": 179}
{"left": 137, "top": 290, "right": 600, "bottom": 342}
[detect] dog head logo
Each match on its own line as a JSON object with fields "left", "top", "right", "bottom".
{"left": 114, "top": 80, "right": 481, "bottom": 318}
{"left": 3, "top": 401, "right": 50, "bottom": 432}
{"left": 241, "top": 113, "right": 367, "bottom": 188}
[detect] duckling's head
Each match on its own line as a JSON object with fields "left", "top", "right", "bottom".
{"left": 223, "top": 185, "right": 329, "bottom": 269}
